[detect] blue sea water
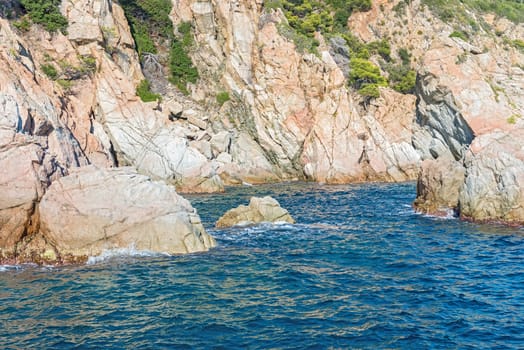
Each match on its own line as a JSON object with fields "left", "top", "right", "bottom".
{"left": 1, "top": 182, "right": 524, "bottom": 349}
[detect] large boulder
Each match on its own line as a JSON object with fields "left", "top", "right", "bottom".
{"left": 459, "top": 131, "right": 524, "bottom": 224}
{"left": 216, "top": 196, "right": 294, "bottom": 228}
{"left": 413, "top": 156, "right": 465, "bottom": 217}
{"left": 38, "top": 166, "right": 216, "bottom": 261}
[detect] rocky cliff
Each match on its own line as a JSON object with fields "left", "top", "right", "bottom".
{"left": 0, "top": 0, "right": 523, "bottom": 263}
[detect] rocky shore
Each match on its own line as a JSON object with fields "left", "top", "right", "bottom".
{"left": 1, "top": 0, "right": 523, "bottom": 263}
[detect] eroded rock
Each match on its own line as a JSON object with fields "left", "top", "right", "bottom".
{"left": 216, "top": 196, "right": 294, "bottom": 228}
{"left": 413, "top": 156, "right": 465, "bottom": 217}
{"left": 38, "top": 166, "right": 216, "bottom": 260}
{"left": 459, "top": 131, "right": 524, "bottom": 224}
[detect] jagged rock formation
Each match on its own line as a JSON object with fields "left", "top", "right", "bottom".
{"left": 349, "top": 0, "right": 524, "bottom": 223}
{"left": 1, "top": 0, "right": 523, "bottom": 263}
{"left": 216, "top": 196, "right": 295, "bottom": 228}
{"left": 0, "top": 0, "right": 219, "bottom": 263}
{"left": 413, "top": 156, "right": 465, "bottom": 217}
{"left": 172, "top": 0, "right": 421, "bottom": 183}
{"left": 459, "top": 130, "right": 524, "bottom": 224}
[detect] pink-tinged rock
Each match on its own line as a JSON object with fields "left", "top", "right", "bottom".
{"left": 459, "top": 130, "right": 524, "bottom": 224}
{"left": 39, "top": 166, "right": 216, "bottom": 260}
{"left": 413, "top": 156, "right": 465, "bottom": 217}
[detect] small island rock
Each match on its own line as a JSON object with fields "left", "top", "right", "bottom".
{"left": 216, "top": 196, "right": 294, "bottom": 228}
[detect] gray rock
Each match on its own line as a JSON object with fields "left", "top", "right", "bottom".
{"left": 210, "top": 131, "right": 231, "bottom": 157}
{"left": 329, "top": 37, "right": 350, "bottom": 77}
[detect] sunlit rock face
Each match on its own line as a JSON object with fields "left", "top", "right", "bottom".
{"left": 38, "top": 166, "right": 216, "bottom": 261}
{"left": 2, "top": 0, "right": 524, "bottom": 264}
{"left": 216, "top": 196, "right": 295, "bottom": 228}
{"left": 171, "top": 0, "right": 422, "bottom": 184}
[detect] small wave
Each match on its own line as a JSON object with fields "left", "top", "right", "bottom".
{"left": 0, "top": 264, "right": 36, "bottom": 272}
{"left": 0, "top": 265, "right": 17, "bottom": 272}
{"left": 423, "top": 209, "right": 458, "bottom": 221}
{"left": 86, "top": 247, "right": 169, "bottom": 265}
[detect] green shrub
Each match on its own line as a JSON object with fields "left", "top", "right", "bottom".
{"left": 216, "top": 91, "right": 231, "bottom": 106}
{"left": 120, "top": 2, "right": 199, "bottom": 94}
{"left": 449, "top": 30, "right": 469, "bottom": 41}
{"left": 41, "top": 63, "right": 58, "bottom": 80}
{"left": 398, "top": 48, "right": 411, "bottom": 65}
{"left": 79, "top": 55, "right": 97, "bottom": 74}
{"left": 392, "top": 70, "right": 416, "bottom": 94}
{"left": 56, "top": 79, "right": 73, "bottom": 91}
{"left": 169, "top": 41, "right": 199, "bottom": 94}
{"left": 119, "top": 0, "right": 173, "bottom": 56}
{"left": 278, "top": 22, "right": 320, "bottom": 55}
{"left": 507, "top": 114, "right": 519, "bottom": 124}
{"left": 422, "top": 0, "right": 524, "bottom": 25}
{"left": 349, "top": 58, "right": 388, "bottom": 99}
{"left": 333, "top": 9, "right": 350, "bottom": 29}
{"left": 367, "top": 39, "right": 391, "bottom": 60}
{"left": 12, "top": 16, "right": 31, "bottom": 31}
{"left": 273, "top": 0, "right": 373, "bottom": 47}
{"left": 19, "top": 0, "right": 68, "bottom": 33}
{"left": 136, "top": 80, "right": 161, "bottom": 102}
{"left": 512, "top": 39, "right": 524, "bottom": 52}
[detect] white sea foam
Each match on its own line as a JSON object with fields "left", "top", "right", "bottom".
{"left": 86, "top": 247, "right": 169, "bottom": 265}
{"left": 0, "top": 264, "right": 31, "bottom": 272}
{"left": 422, "top": 208, "right": 457, "bottom": 220}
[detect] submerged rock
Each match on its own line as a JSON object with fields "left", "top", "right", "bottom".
{"left": 38, "top": 166, "right": 216, "bottom": 261}
{"left": 216, "top": 196, "right": 294, "bottom": 228}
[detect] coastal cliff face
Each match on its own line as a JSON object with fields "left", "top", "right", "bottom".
{"left": 323, "top": 0, "right": 524, "bottom": 223}
{"left": 171, "top": 0, "right": 420, "bottom": 183}
{"left": 0, "top": 0, "right": 523, "bottom": 262}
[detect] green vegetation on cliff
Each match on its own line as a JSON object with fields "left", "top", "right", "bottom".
{"left": 421, "top": 0, "right": 524, "bottom": 24}
{"left": 264, "top": 0, "right": 417, "bottom": 99}
{"left": 349, "top": 58, "right": 387, "bottom": 99}
{"left": 118, "top": 0, "right": 199, "bottom": 94}
{"left": 118, "top": 0, "right": 172, "bottom": 55}
{"left": 216, "top": 92, "right": 231, "bottom": 106}
{"left": 18, "top": 0, "right": 68, "bottom": 33}
{"left": 266, "top": 0, "right": 371, "bottom": 38}
{"left": 136, "top": 80, "right": 161, "bottom": 102}
{"left": 169, "top": 22, "right": 199, "bottom": 94}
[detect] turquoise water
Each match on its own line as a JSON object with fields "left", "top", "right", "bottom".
{"left": 1, "top": 182, "right": 523, "bottom": 349}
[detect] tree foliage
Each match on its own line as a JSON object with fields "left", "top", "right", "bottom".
{"left": 169, "top": 40, "right": 199, "bottom": 94}
{"left": 119, "top": 1, "right": 200, "bottom": 94}
{"left": 349, "top": 58, "right": 388, "bottom": 98}
{"left": 19, "top": 0, "right": 68, "bottom": 33}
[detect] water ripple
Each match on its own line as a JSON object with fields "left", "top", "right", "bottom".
{"left": 1, "top": 182, "right": 523, "bottom": 349}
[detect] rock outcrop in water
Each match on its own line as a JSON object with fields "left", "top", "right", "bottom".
{"left": 2, "top": 166, "right": 215, "bottom": 264}
{"left": 216, "top": 196, "right": 295, "bottom": 228}
{"left": 413, "top": 156, "right": 465, "bottom": 217}
{"left": 348, "top": 0, "right": 524, "bottom": 224}
{"left": 1, "top": 0, "right": 524, "bottom": 263}
{"left": 39, "top": 166, "right": 216, "bottom": 261}
{"left": 411, "top": 19, "right": 524, "bottom": 223}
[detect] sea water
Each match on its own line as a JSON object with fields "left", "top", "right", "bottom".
{"left": 1, "top": 182, "right": 523, "bottom": 349}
